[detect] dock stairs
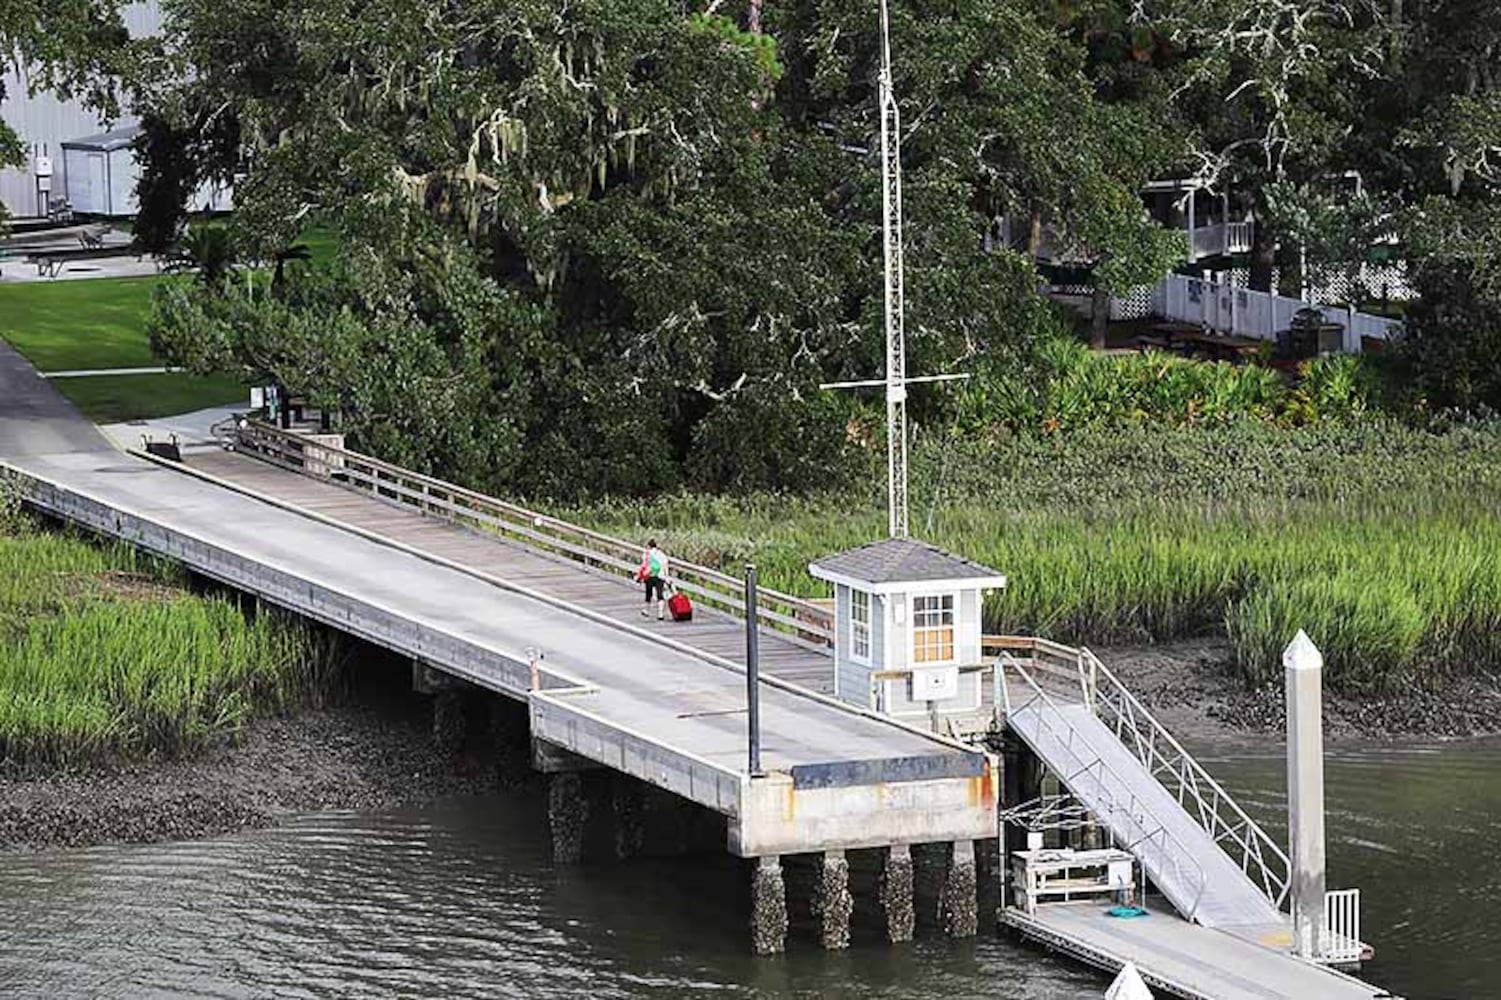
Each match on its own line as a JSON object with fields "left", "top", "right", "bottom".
{"left": 996, "top": 640, "right": 1292, "bottom": 931}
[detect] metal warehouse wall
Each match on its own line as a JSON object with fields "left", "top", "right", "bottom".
{"left": 0, "top": 2, "right": 162, "bottom": 218}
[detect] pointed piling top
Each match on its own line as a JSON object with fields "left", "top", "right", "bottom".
{"left": 1283, "top": 630, "right": 1324, "bottom": 672}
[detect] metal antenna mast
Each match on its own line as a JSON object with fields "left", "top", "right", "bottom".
{"left": 821, "top": 0, "right": 967, "bottom": 539}
{"left": 877, "top": 0, "right": 908, "bottom": 538}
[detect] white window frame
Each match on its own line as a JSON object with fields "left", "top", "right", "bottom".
{"left": 850, "top": 588, "right": 872, "bottom": 664}
{"left": 910, "top": 592, "right": 957, "bottom": 666}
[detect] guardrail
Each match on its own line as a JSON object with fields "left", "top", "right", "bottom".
{"left": 986, "top": 634, "right": 1291, "bottom": 913}
{"left": 1081, "top": 647, "right": 1291, "bottom": 910}
{"left": 226, "top": 420, "right": 834, "bottom": 647}
{"left": 998, "top": 653, "right": 1208, "bottom": 921}
{"left": 1322, "top": 888, "right": 1363, "bottom": 964}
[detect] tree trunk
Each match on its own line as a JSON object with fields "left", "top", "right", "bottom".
{"left": 1090, "top": 284, "right": 1110, "bottom": 350}
{"left": 1249, "top": 216, "right": 1276, "bottom": 293}
{"left": 748, "top": 0, "right": 762, "bottom": 33}
{"left": 1027, "top": 206, "right": 1043, "bottom": 258}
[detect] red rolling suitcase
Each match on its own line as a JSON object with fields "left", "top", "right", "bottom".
{"left": 667, "top": 589, "right": 693, "bottom": 622}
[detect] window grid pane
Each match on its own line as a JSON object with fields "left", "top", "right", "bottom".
{"left": 912, "top": 594, "right": 956, "bottom": 664}
{"left": 851, "top": 590, "right": 871, "bottom": 660}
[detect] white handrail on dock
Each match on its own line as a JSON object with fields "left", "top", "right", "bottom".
{"left": 227, "top": 421, "right": 834, "bottom": 647}
{"left": 1322, "top": 888, "right": 1363, "bottom": 964}
{"left": 988, "top": 635, "right": 1292, "bottom": 915}
{"left": 999, "top": 653, "right": 1209, "bottom": 922}
{"left": 1082, "top": 648, "right": 1292, "bottom": 911}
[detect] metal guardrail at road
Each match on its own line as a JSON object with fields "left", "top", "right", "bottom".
{"left": 228, "top": 421, "right": 835, "bottom": 647}
{"left": 986, "top": 635, "right": 1291, "bottom": 914}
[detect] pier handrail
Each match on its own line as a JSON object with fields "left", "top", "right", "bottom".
{"left": 998, "top": 653, "right": 1208, "bottom": 922}
{"left": 991, "top": 635, "right": 1290, "bottom": 911}
{"left": 1081, "top": 647, "right": 1292, "bottom": 911}
{"left": 227, "top": 421, "right": 833, "bottom": 646}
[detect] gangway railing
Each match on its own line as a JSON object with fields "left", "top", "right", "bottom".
{"left": 998, "top": 653, "right": 1208, "bottom": 921}
{"left": 1322, "top": 888, "right": 1363, "bottom": 964}
{"left": 988, "top": 635, "right": 1291, "bottom": 913}
{"left": 1080, "top": 647, "right": 1291, "bottom": 910}
{"left": 225, "top": 420, "right": 834, "bottom": 647}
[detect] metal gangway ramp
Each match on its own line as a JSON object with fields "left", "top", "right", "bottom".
{"left": 995, "top": 638, "right": 1388, "bottom": 1000}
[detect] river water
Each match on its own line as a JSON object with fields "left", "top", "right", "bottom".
{"left": 2, "top": 740, "right": 1497, "bottom": 1000}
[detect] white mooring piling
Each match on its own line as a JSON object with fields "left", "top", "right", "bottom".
{"left": 1284, "top": 630, "right": 1327, "bottom": 960}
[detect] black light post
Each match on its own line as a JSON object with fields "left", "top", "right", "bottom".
{"left": 745, "top": 564, "right": 762, "bottom": 775}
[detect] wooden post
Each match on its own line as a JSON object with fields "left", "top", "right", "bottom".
{"left": 1285, "top": 630, "right": 1327, "bottom": 960}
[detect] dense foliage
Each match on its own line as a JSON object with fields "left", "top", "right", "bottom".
{"left": 117, "top": 0, "right": 1495, "bottom": 496}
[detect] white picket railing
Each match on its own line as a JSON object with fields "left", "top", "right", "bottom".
{"left": 1322, "top": 888, "right": 1363, "bottom": 964}
{"left": 1152, "top": 274, "right": 1404, "bottom": 352}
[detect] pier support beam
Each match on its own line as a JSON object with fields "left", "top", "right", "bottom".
{"left": 941, "top": 840, "right": 978, "bottom": 938}
{"left": 879, "top": 843, "right": 916, "bottom": 943}
{"left": 812, "top": 849, "right": 854, "bottom": 950}
{"left": 751, "top": 856, "right": 788, "bottom": 956}
{"left": 547, "top": 772, "right": 589, "bottom": 865}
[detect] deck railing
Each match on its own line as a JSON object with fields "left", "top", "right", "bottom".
{"left": 226, "top": 420, "right": 834, "bottom": 647}
{"left": 997, "top": 653, "right": 1208, "bottom": 921}
{"left": 1322, "top": 888, "right": 1363, "bottom": 964}
{"left": 986, "top": 634, "right": 1292, "bottom": 913}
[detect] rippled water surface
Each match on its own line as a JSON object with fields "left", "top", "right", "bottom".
{"left": 2, "top": 740, "right": 1498, "bottom": 1000}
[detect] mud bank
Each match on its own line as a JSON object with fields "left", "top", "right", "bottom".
{"left": 1103, "top": 639, "right": 1501, "bottom": 743}
{"left": 0, "top": 701, "right": 519, "bottom": 850}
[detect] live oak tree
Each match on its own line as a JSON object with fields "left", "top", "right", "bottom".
{"left": 142, "top": 0, "right": 1199, "bottom": 495}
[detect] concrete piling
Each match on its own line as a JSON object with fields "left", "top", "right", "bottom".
{"left": 431, "top": 688, "right": 466, "bottom": 756}
{"left": 812, "top": 849, "right": 853, "bottom": 950}
{"left": 751, "top": 855, "right": 789, "bottom": 956}
{"left": 612, "top": 777, "right": 646, "bottom": 861}
{"left": 941, "top": 839, "right": 978, "bottom": 938}
{"left": 547, "top": 772, "right": 589, "bottom": 864}
{"left": 879, "top": 843, "right": 916, "bottom": 943}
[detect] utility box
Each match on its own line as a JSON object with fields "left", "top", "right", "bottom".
{"left": 809, "top": 538, "right": 1007, "bottom": 719}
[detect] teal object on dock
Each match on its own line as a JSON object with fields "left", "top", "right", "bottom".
{"left": 1107, "top": 905, "right": 1149, "bottom": 919}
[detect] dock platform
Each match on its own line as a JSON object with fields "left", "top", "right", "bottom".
{"left": 1003, "top": 904, "right": 1389, "bottom": 1000}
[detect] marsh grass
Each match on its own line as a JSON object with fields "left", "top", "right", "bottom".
{"left": 557, "top": 420, "right": 1501, "bottom": 694}
{"left": 0, "top": 520, "right": 338, "bottom": 768}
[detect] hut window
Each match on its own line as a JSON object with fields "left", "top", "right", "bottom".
{"left": 912, "top": 594, "right": 955, "bottom": 663}
{"left": 850, "top": 589, "right": 871, "bottom": 661}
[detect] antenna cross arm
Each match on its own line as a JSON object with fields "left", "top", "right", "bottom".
{"left": 818, "top": 373, "right": 972, "bottom": 391}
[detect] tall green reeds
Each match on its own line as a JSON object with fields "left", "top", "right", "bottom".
{"left": 0, "top": 521, "right": 337, "bottom": 767}
{"left": 559, "top": 420, "right": 1501, "bottom": 695}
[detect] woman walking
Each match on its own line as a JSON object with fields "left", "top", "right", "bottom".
{"left": 638, "top": 539, "right": 670, "bottom": 620}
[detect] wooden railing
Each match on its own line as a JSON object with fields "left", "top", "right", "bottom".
{"left": 228, "top": 421, "right": 834, "bottom": 647}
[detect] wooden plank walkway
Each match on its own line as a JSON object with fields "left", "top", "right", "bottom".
{"left": 185, "top": 450, "right": 838, "bottom": 695}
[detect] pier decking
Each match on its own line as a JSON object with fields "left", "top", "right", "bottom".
{"left": 0, "top": 343, "right": 995, "bottom": 866}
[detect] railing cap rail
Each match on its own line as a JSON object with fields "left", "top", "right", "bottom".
{"left": 237, "top": 420, "right": 832, "bottom": 627}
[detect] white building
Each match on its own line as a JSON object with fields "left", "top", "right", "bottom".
{"left": 0, "top": 2, "right": 162, "bottom": 218}
{"left": 809, "top": 538, "right": 1008, "bottom": 721}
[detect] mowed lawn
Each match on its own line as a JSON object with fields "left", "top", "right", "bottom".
{"left": 0, "top": 276, "right": 244, "bottom": 422}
